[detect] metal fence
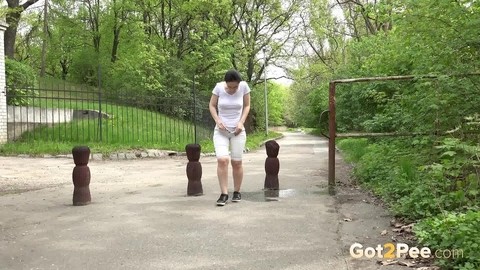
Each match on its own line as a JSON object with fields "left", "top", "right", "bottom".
{"left": 5, "top": 81, "right": 215, "bottom": 148}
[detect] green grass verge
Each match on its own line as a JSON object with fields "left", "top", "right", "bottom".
{"left": 4, "top": 83, "right": 212, "bottom": 155}
{"left": 2, "top": 102, "right": 207, "bottom": 155}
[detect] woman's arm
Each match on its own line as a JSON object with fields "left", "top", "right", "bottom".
{"left": 209, "top": 94, "right": 226, "bottom": 130}
{"left": 235, "top": 93, "right": 251, "bottom": 134}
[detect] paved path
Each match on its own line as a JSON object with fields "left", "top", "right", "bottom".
{"left": 0, "top": 132, "right": 405, "bottom": 270}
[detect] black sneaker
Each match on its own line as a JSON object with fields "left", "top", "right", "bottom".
{"left": 232, "top": 191, "right": 241, "bottom": 202}
{"left": 216, "top": 194, "right": 228, "bottom": 206}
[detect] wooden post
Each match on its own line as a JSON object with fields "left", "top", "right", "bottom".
{"left": 264, "top": 140, "right": 280, "bottom": 190}
{"left": 72, "top": 146, "right": 91, "bottom": 206}
{"left": 186, "top": 144, "right": 203, "bottom": 196}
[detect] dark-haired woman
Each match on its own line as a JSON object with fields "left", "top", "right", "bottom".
{"left": 209, "top": 69, "right": 251, "bottom": 206}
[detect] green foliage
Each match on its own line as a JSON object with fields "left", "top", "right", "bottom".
{"left": 5, "top": 59, "right": 38, "bottom": 106}
{"left": 267, "top": 83, "right": 288, "bottom": 126}
{"left": 414, "top": 211, "right": 480, "bottom": 270}
{"left": 250, "top": 81, "right": 290, "bottom": 130}
{"left": 104, "top": 43, "right": 165, "bottom": 95}
{"left": 0, "top": 99, "right": 204, "bottom": 154}
{"left": 418, "top": 138, "right": 480, "bottom": 212}
{"left": 337, "top": 138, "right": 369, "bottom": 163}
{"left": 250, "top": 83, "right": 267, "bottom": 131}
{"left": 8, "top": 0, "right": 303, "bottom": 133}
{"left": 288, "top": 65, "right": 330, "bottom": 127}
{"left": 339, "top": 137, "right": 479, "bottom": 218}
{"left": 295, "top": 1, "right": 480, "bottom": 269}
{"left": 333, "top": 0, "right": 480, "bottom": 134}
{"left": 339, "top": 137, "right": 480, "bottom": 269}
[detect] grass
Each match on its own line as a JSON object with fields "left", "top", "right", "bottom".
{"left": 3, "top": 77, "right": 218, "bottom": 155}
{"left": 336, "top": 138, "right": 370, "bottom": 163}
{"left": 2, "top": 101, "right": 208, "bottom": 154}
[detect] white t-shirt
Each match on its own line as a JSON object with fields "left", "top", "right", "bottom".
{"left": 212, "top": 81, "right": 251, "bottom": 131}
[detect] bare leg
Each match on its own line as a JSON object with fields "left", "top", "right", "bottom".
{"left": 231, "top": 160, "right": 243, "bottom": 192}
{"left": 217, "top": 157, "right": 229, "bottom": 194}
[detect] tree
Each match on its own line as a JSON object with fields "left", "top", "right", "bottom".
{"left": 47, "top": 0, "right": 84, "bottom": 79}
{"left": 40, "top": 0, "right": 48, "bottom": 76}
{"left": 334, "top": 0, "right": 393, "bottom": 40}
{"left": 83, "top": 0, "right": 101, "bottom": 53}
{"left": 5, "top": 0, "right": 41, "bottom": 59}
{"left": 214, "top": 0, "right": 301, "bottom": 85}
{"left": 110, "top": 0, "right": 130, "bottom": 63}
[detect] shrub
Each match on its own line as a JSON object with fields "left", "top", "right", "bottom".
{"left": 338, "top": 137, "right": 480, "bottom": 270}
{"left": 414, "top": 210, "right": 480, "bottom": 270}
{"left": 5, "top": 59, "right": 38, "bottom": 105}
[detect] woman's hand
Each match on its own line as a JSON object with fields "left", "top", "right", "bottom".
{"left": 234, "top": 122, "right": 244, "bottom": 135}
{"left": 216, "top": 120, "right": 227, "bottom": 131}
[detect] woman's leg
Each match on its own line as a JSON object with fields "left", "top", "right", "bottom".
{"left": 231, "top": 160, "right": 243, "bottom": 192}
{"left": 217, "top": 157, "right": 229, "bottom": 194}
{"left": 230, "top": 131, "right": 247, "bottom": 192}
{"left": 213, "top": 129, "right": 230, "bottom": 195}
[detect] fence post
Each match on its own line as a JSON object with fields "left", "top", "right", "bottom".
{"left": 97, "top": 65, "right": 103, "bottom": 142}
{"left": 328, "top": 82, "right": 336, "bottom": 191}
{"left": 0, "top": 22, "right": 8, "bottom": 144}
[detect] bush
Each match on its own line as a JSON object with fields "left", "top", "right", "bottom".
{"left": 5, "top": 59, "right": 38, "bottom": 105}
{"left": 414, "top": 210, "right": 480, "bottom": 270}
{"left": 338, "top": 137, "right": 480, "bottom": 270}
{"left": 337, "top": 138, "right": 369, "bottom": 163}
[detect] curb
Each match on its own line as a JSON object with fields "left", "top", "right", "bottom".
{"left": 11, "top": 150, "right": 218, "bottom": 162}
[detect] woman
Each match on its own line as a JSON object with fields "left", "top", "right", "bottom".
{"left": 209, "top": 69, "right": 251, "bottom": 206}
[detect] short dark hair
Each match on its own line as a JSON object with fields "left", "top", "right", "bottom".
{"left": 224, "top": 69, "right": 242, "bottom": 82}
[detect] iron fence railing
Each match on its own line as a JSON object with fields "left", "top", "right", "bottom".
{"left": 5, "top": 83, "right": 215, "bottom": 148}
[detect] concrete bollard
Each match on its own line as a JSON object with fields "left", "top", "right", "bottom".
{"left": 72, "top": 146, "right": 91, "bottom": 206}
{"left": 264, "top": 140, "right": 280, "bottom": 190}
{"left": 186, "top": 144, "right": 203, "bottom": 196}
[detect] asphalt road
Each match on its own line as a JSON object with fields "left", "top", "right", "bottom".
{"left": 0, "top": 131, "right": 407, "bottom": 270}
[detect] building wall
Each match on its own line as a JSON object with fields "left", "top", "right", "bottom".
{"left": 0, "top": 23, "right": 8, "bottom": 144}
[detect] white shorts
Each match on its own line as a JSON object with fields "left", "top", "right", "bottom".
{"left": 213, "top": 128, "right": 247, "bottom": 161}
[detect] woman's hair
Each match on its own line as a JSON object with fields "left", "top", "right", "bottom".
{"left": 224, "top": 69, "right": 242, "bottom": 82}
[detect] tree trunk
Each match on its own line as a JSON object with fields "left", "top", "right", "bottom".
{"left": 86, "top": 0, "right": 101, "bottom": 52}
{"left": 143, "top": 11, "right": 151, "bottom": 37}
{"left": 111, "top": 28, "right": 120, "bottom": 62}
{"left": 5, "top": 11, "right": 21, "bottom": 59}
{"left": 5, "top": 0, "right": 41, "bottom": 59}
{"left": 60, "top": 58, "right": 69, "bottom": 80}
{"left": 160, "top": 1, "right": 167, "bottom": 39}
{"left": 40, "top": 0, "right": 48, "bottom": 77}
